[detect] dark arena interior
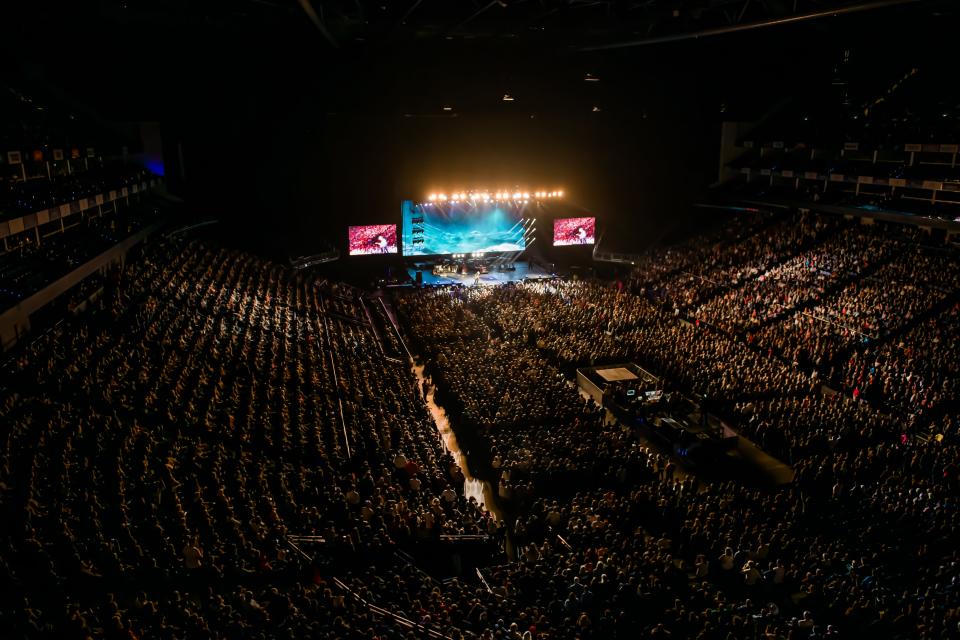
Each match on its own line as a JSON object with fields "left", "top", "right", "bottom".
{"left": 3, "top": 1, "right": 960, "bottom": 638}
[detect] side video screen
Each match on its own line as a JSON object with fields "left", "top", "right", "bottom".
{"left": 553, "top": 217, "right": 596, "bottom": 246}
{"left": 348, "top": 224, "right": 398, "bottom": 256}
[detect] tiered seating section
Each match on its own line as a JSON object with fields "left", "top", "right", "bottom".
{"left": 0, "top": 199, "right": 165, "bottom": 312}
{"left": 392, "top": 210, "right": 960, "bottom": 637}
{"left": 725, "top": 139, "right": 960, "bottom": 220}
{"left": 1, "top": 208, "right": 957, "bottom": 639}
{"left": 0, "top": 237, "right": 495, "bottom": 638}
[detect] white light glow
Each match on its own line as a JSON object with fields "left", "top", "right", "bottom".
{"left": 422, "top": 188, "right": 565, "bottom": 203}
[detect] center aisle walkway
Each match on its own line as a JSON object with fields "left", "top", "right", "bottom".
{"left": 412, "top": 363, "right": 503, "bottom": 523}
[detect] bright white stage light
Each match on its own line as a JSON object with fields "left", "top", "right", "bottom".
{"left": 558, "top": 190, "right": 564, "bottom": 197}
{"left": 513, "top": 192, "right": 521, "bottom": 199}
{"left": 428, "top": 194, "right": 437, "bottom": 201}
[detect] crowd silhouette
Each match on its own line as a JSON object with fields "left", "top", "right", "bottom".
{"left": 1, "top": 208, "right": 958, "bottom": 639}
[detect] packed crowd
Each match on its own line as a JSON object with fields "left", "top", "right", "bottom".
{"left": 839, "top": 302, "right": 960, "bottom": 415}
{"left": 386, "top": 210, "right": 957, "bottom": 638}
{"left": 395, "top": 275, "right": 957, "bottom": 638}
{"left": 2, "top": 206, "right": 958, "bottom": 639}
{"left": 631, "top": 213, "right": 957, "bottom": 414}
{"left": 692, "top": 223, "right": 902, "bottom": 337}
{"left": 0, "top": 237, "right": 497, "bottom": 639}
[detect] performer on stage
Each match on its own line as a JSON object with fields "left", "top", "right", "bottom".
{"left": 474, "top": 271, "right": 481, "bottom": 286}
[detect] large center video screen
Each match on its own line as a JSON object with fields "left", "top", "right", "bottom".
{"left": 553, "top": 216, "right": 596, "bottom": 246}
{"left": 402, "top": 200, "right": 527, "bottom": 256}
{"left": 348, "top": 224, "right": 398, "bottom": 256}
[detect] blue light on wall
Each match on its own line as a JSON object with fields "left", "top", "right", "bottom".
{"left": 144, "top": 159, "right": 165, "bottom": 176}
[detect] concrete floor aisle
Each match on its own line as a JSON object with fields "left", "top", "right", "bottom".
{"left": 412, "top": 363, "right": 504, "bottom": 522}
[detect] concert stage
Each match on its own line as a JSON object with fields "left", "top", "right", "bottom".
{"left": 408, "top": 261, "right": 554, "bottom": 286}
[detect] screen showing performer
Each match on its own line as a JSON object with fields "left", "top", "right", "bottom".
{"left": 348, "top": 224, "right": 398, "bottom": 256}
{"left": 553, "top": 216, "right": 596, "bottom": 246}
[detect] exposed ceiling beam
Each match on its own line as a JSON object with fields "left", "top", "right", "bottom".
{"left": 298, "top": 0, "right": 340, "bottom": 48}
{"left": 579, "top": 0, "right": 923, "bottom": 51}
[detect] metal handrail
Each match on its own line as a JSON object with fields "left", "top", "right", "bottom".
{"left": 317, "top": 288, "right": 352, "bottom": 459}
{"left": 332, "top": 577, "right": 455, "bottom": 640}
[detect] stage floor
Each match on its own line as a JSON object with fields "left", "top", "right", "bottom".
{"left": 410, "top": 261, "right": 553, "bottom": 286}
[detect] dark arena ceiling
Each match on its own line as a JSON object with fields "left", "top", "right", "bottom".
{"left": 14, "top": 0, "right": 941, "bottom": 49}
{"left": 3, "top": 0, "right": 956, "bottom": 254}
{"left": 3, "top": 0, "right": 956, "bottom": 122}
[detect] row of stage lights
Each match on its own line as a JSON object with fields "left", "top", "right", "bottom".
{"left": 450, "top": 252, "right": 487, "bottom": 259}
{"left": 426, "top": 190, "right": 563, "bottom": 203}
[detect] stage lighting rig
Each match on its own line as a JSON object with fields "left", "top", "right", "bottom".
{"left": 420, "top": 189, "right": 564, "bottom": 205}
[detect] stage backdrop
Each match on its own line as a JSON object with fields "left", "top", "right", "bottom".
{"left": 402, "top": 200, "right": 528, "bottom": 256}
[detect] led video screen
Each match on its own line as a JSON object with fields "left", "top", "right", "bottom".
{"left": 401, "top": 200, "right": 527, "bottom": 256}
{"left": 553, "top": 216, "right": 596, "bottom": 246}
{"left": 348, "top": 224, "right": 398, "bottom": 256}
